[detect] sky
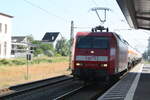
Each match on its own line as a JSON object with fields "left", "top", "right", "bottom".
{"left": 0, "top": 0, "right": 150, "bottom": 53}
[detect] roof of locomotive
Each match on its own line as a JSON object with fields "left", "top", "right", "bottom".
{"left": 76, "top": 32, "right": 116, "bottom": 37}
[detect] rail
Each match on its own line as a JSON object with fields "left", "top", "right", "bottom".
{"left": 0, "top": 75, "right": 73, "bottom": 99}
{"left": 53, "top": 85, "right": 85, "bottom": 100}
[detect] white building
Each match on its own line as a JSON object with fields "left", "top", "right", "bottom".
{"left": 11, "top": 36, "right": 29, "bottom": 58}
{"left": 0, "top": 13, "right": 13, "bottom": 58}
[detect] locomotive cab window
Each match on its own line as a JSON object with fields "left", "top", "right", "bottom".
{"left": 76, "top": 36, "right": 109, "bottom": 49}
{"left": 93, "top": 37, "right": 109, "bottom": 49}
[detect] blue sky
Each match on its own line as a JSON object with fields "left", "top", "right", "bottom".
{"left": 0, "top": 0, "right": 149, "bottom": 52}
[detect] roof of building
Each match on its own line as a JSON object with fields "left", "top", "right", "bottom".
{"left": 42, "top": 32, "right": 60, "bottom": 42}
{"left": 117, "top": 0, "right": 150, "bottom": 30}
{"left": 0, "top": 12, "right": 13, "bottom": 18}
{"left": 12, "top": 36, "right": 27, "bottom": 42}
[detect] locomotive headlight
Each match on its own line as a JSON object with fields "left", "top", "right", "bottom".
{"left": 101, "top": 64, "right": 108, "bottom": 67}
{"left": 76, "top": 63, "right": 83, "bottom": 66}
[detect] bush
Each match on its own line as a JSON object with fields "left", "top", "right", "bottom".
{"left": 0, "top": 59, "right": 27, "bottom": 66}
{"left": 0, "top": 59, "right": 12, "bottom": 65}
{"left": 44, "top": 50, "right": 54, "bottom": 57}
{"left": 31, "top": 58, "right": 52, "bottom": 64}
{"left": 55, "top": 39, "right": 69, "bottom": 56}
{"left": 11, "top": 59, "right": 26, "bottom": 65}
{"left": 33, "top": 48, "right": 43, "bottom": 56}
{"left": 55, "top": 53, "right": 61, "bottom": 57}
{"left": 0, "top": 56, "right": 68, "bottom": 67}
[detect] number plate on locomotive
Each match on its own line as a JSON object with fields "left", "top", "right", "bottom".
{"left": 76, "top": 56, "right": 108, "bottom": 61}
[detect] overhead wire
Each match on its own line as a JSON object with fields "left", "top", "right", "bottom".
{"left": 91, "top": 0, "right": 98, "bottom": 6}
{"left": 90, "top": 0, "right": 111, "bottom": 26}
{"left": 46, "top": 0, "right": 71, "bottom": 15}
{"left": 90, "top": 0, "right": 146, "bottom": 52}
{"left": 74, "top": 26, "right": 93, "bottom": 29}
{"left": 23, "top": 0, "right": 68, "bottom": 22}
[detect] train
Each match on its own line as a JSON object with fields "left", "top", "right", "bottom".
{"left": 71, "top": 28, "right": 142, "bottom": 82}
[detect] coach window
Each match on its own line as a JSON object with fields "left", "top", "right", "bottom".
{"left": 0, "top": 23, "right": 2, "bottom": 33}
{"left": 5, "top": 24, "right": 7, "bottom": 33}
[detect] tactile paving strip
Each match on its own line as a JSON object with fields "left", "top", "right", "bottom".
{"left": 97, "top": 67, "right": 140, "bottom": 100}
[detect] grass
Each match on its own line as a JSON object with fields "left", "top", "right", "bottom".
{"left": 0, "top": 56, "right": 70, "bottom": 88}
{"left": 0, "top": 61, "right": 70, "bottom": 88}
{"left": 0, "top": 56, "right": 69, "bottom": 67}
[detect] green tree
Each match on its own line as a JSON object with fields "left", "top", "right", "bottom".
{"left": 40, "top": 43, "right": 54, "bottom": 52}
{"left": 40, "top": 43, "right": 54, "bottom": 57}
{"left": 143, "top": 37, "right": 150, "bottom": 61}
{"left": 33, "top": 48, "right": 43, "bottom": 56}
{"left": 32, "top": 40, "right": 54, "bottom": 57}
{"left": 55, "top": 38, "right": 69, "bottom": 56}
{"left": 32, "top": 40, "right": 41, "bottom": 44}
{"left": 27, "top": 34, "right": 34, "bottom": 42}
{"left": 31, "top": 40, "right": 41, "bottom": 56}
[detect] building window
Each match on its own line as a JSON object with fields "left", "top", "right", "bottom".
{"left": 5, "top": 24, "right": 7, "bottom": 33}
{"left": 4, "top": 42, "right": 7, "bottom": 56}
{"left": 0, "top": 23, "right": 2, "bottom": 33}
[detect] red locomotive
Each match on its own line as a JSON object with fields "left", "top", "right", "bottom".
{"left": 71, "top": 27, "right": 142, "bottom": 81}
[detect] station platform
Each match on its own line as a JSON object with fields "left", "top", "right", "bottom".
{"left": 97, "top": 63, "right": 150, "bottom": 100}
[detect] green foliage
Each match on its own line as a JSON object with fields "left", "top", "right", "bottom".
{"left": 40, "top": 44, "right": 54, "bottom": 51}
{"left": 44, "top": 50, "right": 54, "bottom": 57}
{"left": 17, "top": 45, "right": 27, "bottom": 50}
{"left": 0, "top": 57, "right": 68, "bottom": 67}
{"left": 55, "top": 53, "right": 61, "bottom": 57}
{"left": 32, "top": 40, "right": 54, "bottom": 57}
{"left": 33, "top": 48, "right": 43, "bottom": 56}
{"left": 143, "top": 37, "right": 150, "bottom": 61}
{"left": 0, "top": 59, "right": 12, "bottom": 65}
{"left": 143, "top": 51, "right": 147, "bottom": 60}
{"left": 31, "top": 58, "right": 52, "bottom": 64}
{"left": 55, "top": 38, "right": 69, "bottom": 56}
{"left": 50, "top": 57, "right": 69, "bottom": 62}
{"left": 11, "top": 59, "right": 26, "bottom": 65}
{"left": 0, "top": 59, "right": 26, "bottom": 66}
{"left": 27, "top": 34, "right": 34, "bottom": 42}
{"left": 32, "top": 40, "right": 41, "bottom": 45}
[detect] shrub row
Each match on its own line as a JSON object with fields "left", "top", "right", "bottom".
{"left": 0, "top": 57, "right": 68, "bottom": 66}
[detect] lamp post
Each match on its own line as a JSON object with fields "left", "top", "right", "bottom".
{"left": 26, "top": 40, "right": 32, "bottom": 80}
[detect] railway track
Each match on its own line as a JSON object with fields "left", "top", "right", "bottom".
{"left": 52, "top": 67, "right": 135, "bottom": 100}
{"left": 0, "top": 74, "right": 110, "bottom": 100}
{"left": 52, "top": 82, "right": 111, "bottom": 100}
{"left": 0, "top": 73, "right": 129, "bottom": 100}
{"left": 54, "top": 85, "right": 85, "bottom": 100}
{"left": 0, "top": 75, "right": 73, "bottom": 99}
{"left": 0, "top": 65, "right": 135, "bottom": 100}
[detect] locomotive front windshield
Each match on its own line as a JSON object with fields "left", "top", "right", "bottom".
{"left": 76, "top": 36, "right": 109, "bottom": 49}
